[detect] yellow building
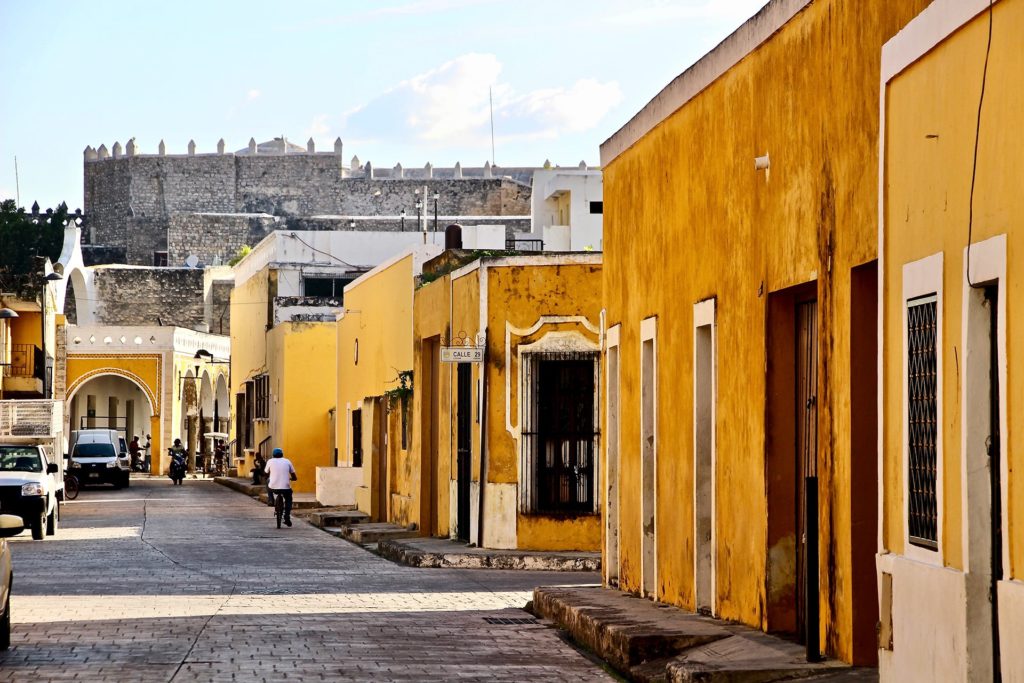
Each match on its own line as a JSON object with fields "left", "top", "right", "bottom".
{"left": 600, "top": 0, "right": 929, "bottom": 665}
{"left": 64, "top": 325, "right": 230, "bottom": 475}
{"left": 229, "top": 233, "right": 345, "bottom": 494}
{"left": 405, "top": 251, "right": 603, "bottom": 550}
{"left": 877, "top": 0, "right": 1024, "bottom": 679}
{"left": 335, "top": 245, "right": 442, "bottom": 519}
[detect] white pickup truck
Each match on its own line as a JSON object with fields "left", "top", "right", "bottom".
{"left": 0, "top": 444, "right": 63, "bottom": 540}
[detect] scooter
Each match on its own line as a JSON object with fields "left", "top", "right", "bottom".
{"left": 168, "top": 450, "right": 187, "bottom": 486}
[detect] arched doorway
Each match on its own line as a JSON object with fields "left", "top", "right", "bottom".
{"left": 181, "top": 370, "right": 198, "bottom": 471}
{"left": 67, "top": 373, "right": 154, "bottom": 467}
{"left": 198, "top": 372, "right": 214, "bottom": 472}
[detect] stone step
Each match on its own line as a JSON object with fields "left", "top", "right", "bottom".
{"left": 340, "top": 523, "right": 419, "bottom": 544}
{"left": 256, "top": 491, "right": 320, "bottom": 509}
{"left": 308, "top": 509, "right": 370, "bottom": 528}
{"left": 532, "top": 587, "right": 853, "bottom": 683}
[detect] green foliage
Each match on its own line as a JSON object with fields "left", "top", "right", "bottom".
{"left": 383, "top": 370, "right": 414, "bottom": 407}
{"left": 228, "top": 244, "right": 252, "bottom": 266}
{"left": 0, "top": 200, "right": 69, "bottom": 295}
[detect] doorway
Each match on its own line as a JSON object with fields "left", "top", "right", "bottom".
{"left": 766, "top": 281, "right": 817, "bottom": 638}
{"left": 456, "top": 363, "right": 472, "bottom": 542}
{"left": 693, "top": 300, "right": 716, "bottom": 615}
{"left": 640, "top": 317, "right": 657, "bottom": 598}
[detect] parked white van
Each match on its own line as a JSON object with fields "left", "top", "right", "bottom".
{"left": 68, "top": 430, "right": 131, "bottom": 488}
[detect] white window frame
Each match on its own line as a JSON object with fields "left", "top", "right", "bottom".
{"left": 640, "top": 315, "right": 658, "bottom": 597}
{"left": 902, "top": 252, "right": 944, "bottom": 565}
{"left": 604, "top": 324, "right": 621, "bottom": 585}
{"left": 693, "top": 298, "right": 717, "bottom": 615}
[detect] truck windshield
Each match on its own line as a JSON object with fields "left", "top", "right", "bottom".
{"left": 74, "top": 443, "right": 116, "bottom": 458}
{"left": 0, "top": 447, "right": 43, "bottom": 473}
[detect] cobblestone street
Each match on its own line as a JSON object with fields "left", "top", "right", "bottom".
{"left": 0, "top": 479, "right": 610, "bottom": 682}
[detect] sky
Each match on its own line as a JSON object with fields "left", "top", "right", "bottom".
{"left": 0, "top": 0, "right": 768, "bottom": 210}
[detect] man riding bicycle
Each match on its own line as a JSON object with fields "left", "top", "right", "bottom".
{"left": 264, "top": 447, "right": 297, "bottom": 527}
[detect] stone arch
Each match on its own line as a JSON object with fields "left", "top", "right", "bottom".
{"left": 67, "top": 368, "right": 157, "bottom": 415}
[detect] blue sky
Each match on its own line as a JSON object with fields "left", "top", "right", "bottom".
{"left": 0, "top": 0, "right": 767, "bottom": 209}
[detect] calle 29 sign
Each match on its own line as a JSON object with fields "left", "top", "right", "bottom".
{"left": 440, "top": 331, "right": 485, "bottom": 363}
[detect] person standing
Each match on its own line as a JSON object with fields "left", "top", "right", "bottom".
{"left": 264, "top": 448, "right": 296, "bottom": 527}
{"left": 129, "top": 436, "right": 142, "bottom": 471}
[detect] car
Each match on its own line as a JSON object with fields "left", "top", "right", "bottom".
{"left": 68, "top": 429, "right": 131, "bottom": 489}
{"left": 0, "top": 513, "right": 25, "bottom": 649}
{"left": 0, "top": 445, "right": 62, "bottom": 541}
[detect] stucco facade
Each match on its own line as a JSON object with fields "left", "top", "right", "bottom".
{"left": 877, "top": 0, "right": 1024, "bottom": 679}
{"left": 411, "top": 253, "right": 603, "bottom": 551}
{"left": 600, "top": 0, "right": 930, "bottom": 665}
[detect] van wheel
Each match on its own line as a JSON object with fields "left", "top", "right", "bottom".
{"left": 31, "top": 511, "right": 45, "bottom": 540}
{"left": 0, "top": 593, "right": 10, "bottom": 650}
{"left": 46, "top": 509, "right": 58, "bottom": 536}
{"left": 123, "top": 474, "right": 130, "bottom": 489}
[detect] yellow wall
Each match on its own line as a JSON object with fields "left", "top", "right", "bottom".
{"left": 270, "top": 321, "right": 337, "bottom": 493}
{"left": 601, "top": 0, "right": 930, "bottom": 664}
{"left": 229, "top": 267, "right": 272, "bottom": 472}
{"left": 882, "top": 0, "right": 1024, "bottom": 575}
{"left": 411, "top": 270, "right": 453, "bottom": 536}
{"left": 336, "top": 254, "right": 416, "bottom": 518}
{"left": 412, "top": 256, "right": 602, "bottom": 551}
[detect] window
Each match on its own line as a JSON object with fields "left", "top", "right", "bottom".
{"left": 243, "top": 382, "right": 254, "bottom": 449}
{"left": 907, "top": 295, "right": 938, "bottom": 549}
{"left": 153, "top": 251, "right": 168, "bottom": 267}
{"left": 254, "top": 375, "right": 270, "bottom": 420}
{"left": 303, "top": 277, "right": 354, "bottom": 299}
{"left": 520, "top": 352, "right": 599, "bottom": 514}
{"left": 351, "top": 408, "right": 363, "bottom": 467}
{"left": 589, "top": 201, "right": 603, "bottom": 214}
{"left": 235, "top": 391, "right": 247, "bottom": 457}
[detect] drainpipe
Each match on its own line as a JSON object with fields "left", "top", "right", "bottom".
{"left": 476, "top": 330, "right": 488, "bottom": 548}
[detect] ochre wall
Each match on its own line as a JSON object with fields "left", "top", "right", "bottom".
{"left": 272, "top": 321, "right": 337, "bottom": 493}
{"left": 336, "top": 254, "right": 416, "bottom": 518}
{"left": 411, "top": 272, "right": 453, "bottom": 535}
{"left": 882, "top": 0, "right": 1024, "bottom": 574}
{"left": 229, "top": 267, "right": 271, "bottom": 472}
{"left": 602, "top": 0, "right": 930, "bottom": 664}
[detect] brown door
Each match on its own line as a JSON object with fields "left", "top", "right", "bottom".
{"left": 795, "top": 299, "right": 818, "bottom": 643}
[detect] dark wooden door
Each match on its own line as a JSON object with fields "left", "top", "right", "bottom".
{"left": 795, "top": 299, "right": 818, "bottom": 643}
{"left": 456, "top": 363, "right": 472, "bottom": 542}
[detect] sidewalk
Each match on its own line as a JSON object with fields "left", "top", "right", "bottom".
{"left": 213, "top": 476, "right": 319, "bottom": 509}
{"left": 532, "top": 586, "right": 875, "bottom": 682}
{"left": 379, "top": 537, "right": 601, "bottom": 572}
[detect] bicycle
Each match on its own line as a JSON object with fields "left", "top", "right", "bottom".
{"left": 274, "top": 491, "right": 285, "bottom": 529}
{"left": 63, "top": 472, "right": 80, "bottom": 501}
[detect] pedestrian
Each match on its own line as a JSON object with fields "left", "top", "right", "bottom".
{"left": 144, "top": 434, "right": 152, "bottom": 470}
{"left": 252, "top": 452, "right": 266, "bottom": 486}
{"left": 129, "top": 435, "right": 142, "bottom": 471}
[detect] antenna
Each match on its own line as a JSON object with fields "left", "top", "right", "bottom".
{"left": 14, "top": 155, "right": 20, "bottom": 206}
{"left": 489, "top": 87, "right": 496, "bottom": 166}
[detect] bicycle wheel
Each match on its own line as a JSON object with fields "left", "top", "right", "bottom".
{"left": 275, "top": 494, "right": 283, "bottom": 529}
{"left": 64, "top": 476, "right": 79, "bottom": 501}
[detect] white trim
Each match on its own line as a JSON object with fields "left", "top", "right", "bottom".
{"left": 605, "top": 324, "right": 621, "bottom": 585}
{"left": 450, "top": 252, "right": 603, "bottom": 282}
{"left": 960, "top": 234, "right": 1009, "bottom": 578}
{"left": 504, "top": 316, "right": 601, "bottom": 438}
{"left": 692, "top": 299, "right": 717, "bottom": 615}
{"left": 881, "top": 0, "right": 995, "bottom": 84}
{"left": 901, "top": 253, "right": 944, "bottom": 566}
{"left": 640, "top": 315, "right": 658, "bottom": 597}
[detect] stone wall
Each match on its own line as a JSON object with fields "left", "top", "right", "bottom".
{"left": 90, "top": 267, "right": 206, "bottom": 329}
{"left": 167, "top": 213, "right": 280, "bottom": 266}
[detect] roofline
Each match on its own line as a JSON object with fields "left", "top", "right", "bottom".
{"left": 599, "top": 0, "right": 812, "bottom": 166}
{"left": 450, "top": 252, "right": 603, "bottom": 281}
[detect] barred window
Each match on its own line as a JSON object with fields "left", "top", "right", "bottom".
{"left": 520, "top": 351, "right": 599, "bottom": 514}
{"left": 254, "top": 375, "right": 270, "bottom": 420}
{"left": 907, "top": 295, "right": 938, "bottom": 550}
{"left": 351, "top": 408, "right": 363, "bottom": 467}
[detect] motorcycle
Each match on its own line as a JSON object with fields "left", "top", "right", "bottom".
{"left": 168, "top": 449, "right": 187, "bottom": 486}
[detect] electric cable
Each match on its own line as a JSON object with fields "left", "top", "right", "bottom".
{"left": 966, "top": 0, "right": 994, "bottom": 289}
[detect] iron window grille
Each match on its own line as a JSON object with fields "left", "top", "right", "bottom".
{"left": 520, "top": 351, "right": 600, "bottom": 514}
{"left": 254, "top": 375, "right": 270, "bottom": 420}
{"left": 907, "top": 295, "right": 938, "bottom": 550}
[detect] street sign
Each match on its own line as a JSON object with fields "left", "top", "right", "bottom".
{"left": 441, "top": 347, "right": 483, "bottom": 363}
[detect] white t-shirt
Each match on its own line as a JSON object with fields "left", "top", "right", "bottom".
{"left": 264, "top": 457, "right": 296, "bottom": 489}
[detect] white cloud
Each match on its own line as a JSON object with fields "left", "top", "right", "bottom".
{"left": 0, "top": 187, "right": 15, "bottom": 202}
{"left": 341, "top": 54, "right": 622, "bottom": 149}
{"left": 247, "top": 89, "right": 261, "bottom": 101}
{"left": 305, "top": 114, "right": 331, "bottom": 140}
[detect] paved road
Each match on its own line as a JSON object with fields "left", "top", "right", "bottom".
{"left": 1, "top": 478, "right": 611, "bottom": 682}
